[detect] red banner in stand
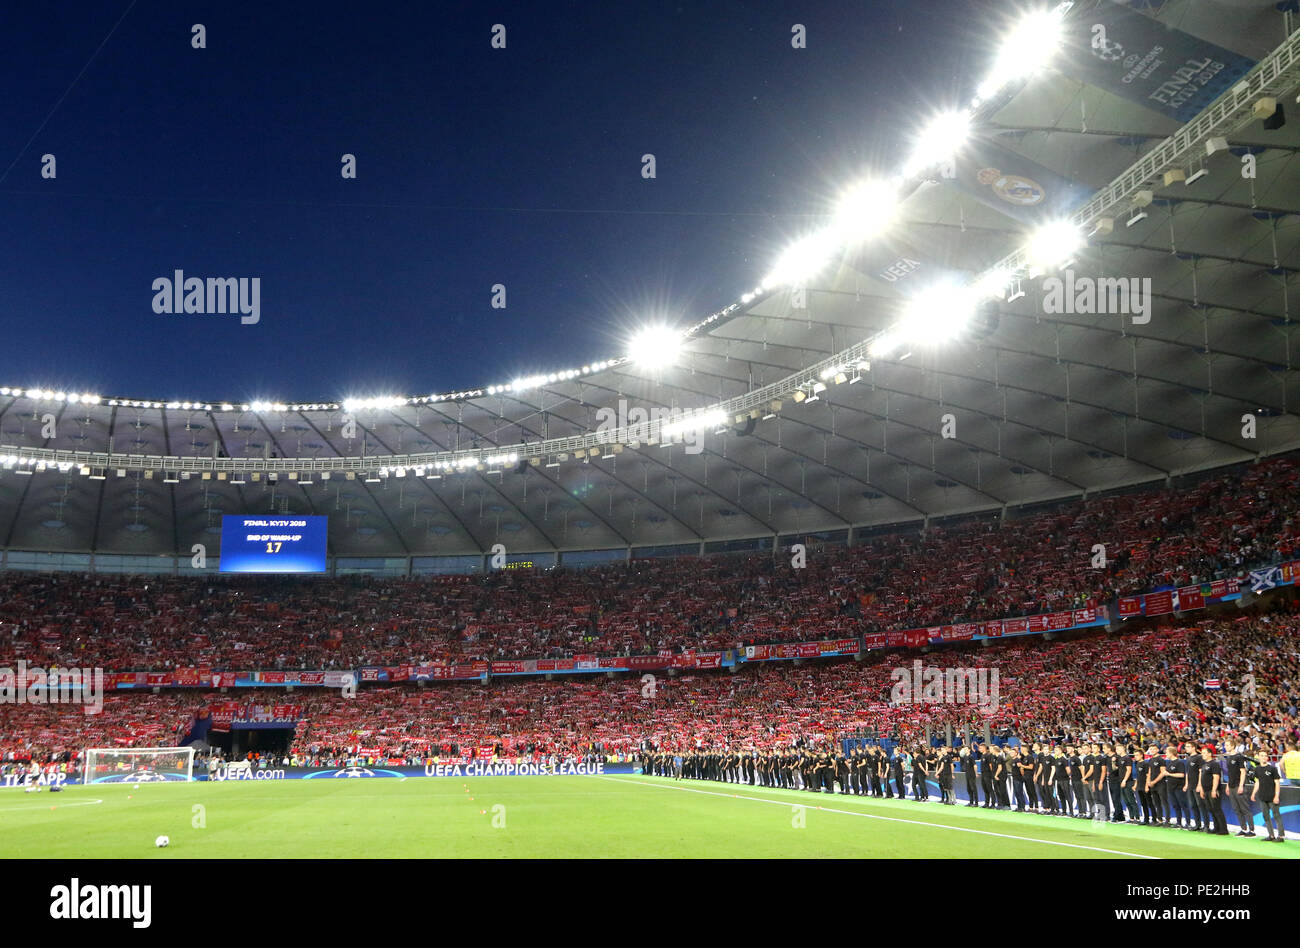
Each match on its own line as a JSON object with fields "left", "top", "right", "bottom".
{"left": 1177, "top": 586, "right": 1205, "bottom": 611}
{"left": 942, "top": 624, "right": 978, "bottom": 642}
{"left": 625, "top": 655, "right": 669, "bottom": 670}
{"left": 1143, "top": 590, "right": 1175, "bottom": 616}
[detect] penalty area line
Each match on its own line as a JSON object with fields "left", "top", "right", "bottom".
{"left": 598, "top": 777, "right": 1160, "bottom": 859}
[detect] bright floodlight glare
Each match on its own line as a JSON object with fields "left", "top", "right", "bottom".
{"left": 973, "top": 266, "right": 1015, "bottom": 299}
{"left": 869, "top": 330, "right": 904, "bottom": 359}
{"left": 762, "top": 229, "right": 839, "bottom": 289}
{"left": 829, "top": 180, "right": 900, "bottom": 244}
{"left": 976, "top": 8, "right": 1066, "bottom": 101}
{"left": 661, "top": 407, "right": 727, "bottom": 439}
{"left": 1027, "top": 219, "right": 1084, "bottom": 270}
{"left": 628, "top": 325, "right": 684, "bottom": 370}
{"left": 899, "top": 283, "right": 980, "bottom": 341}
{"left": 903, "top": 110, "right": 972, "bottom": 177}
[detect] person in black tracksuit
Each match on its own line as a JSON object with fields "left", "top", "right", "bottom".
{"left": 819, "top": 750, "right": 836, "bottom": 793}
{"left": 961, "top": 746, "right": 979, "bottom": 806}
{"left": 1133, "top": 753, "right": 1152, "bottom": 824}
{"left": 1090, "top": 743, "right": 1109, "bottom": 820}
{"left": 891, "top": 748, "right": 906, "bottom": 799}
{"left": 1107, "top": 744, "right": 1128, "bottom": 822}
{"left": 1008, "top": 747, "right": 1028, "bottom": 811}
{"left": 1079, "top": 747, "right": 1095, "bottom": 817}
{"left": 1052, "top": 748, "right": 1074, "bottom": 817}
{"left": 1198, "top": 746, "right": 1230, "bottom": 835}
{"left": 1250, "top": 753, "right": 1285, "bottom": 842}
{"left": 1184, "top": 744, "right": 1205, "bottom": 831}
{"left": 937, "top": 747, "right": 956, "bottom": 805}
{"left": 1069, "top": 746, "right": 1088, "bottom": 820}
{"left": 912, "top": 748, "right": 929, "bottom": 801}
{"left": 979, "top": 745, "right": 997, "bottom": 808}
{"left": 1224, "top": 742, "right": 1255, "bottom": 837}
{"left": 1117, "top": 745, "right": 1140, "bottom": 822}
{"left": 1146, "top": 747, "right": 1170, "bottom": 827}
{"left": 992, "top": 747, "right": 1010, "bottom": 809}
{"left": 1022, "top": 744, "right": 1041, "bottom": 812}
{"left": 1162, "top": 748, "right": 1188, "bottom": 828}
{"left": 1039, "top": 746, "right": 1058, "bottom": 814}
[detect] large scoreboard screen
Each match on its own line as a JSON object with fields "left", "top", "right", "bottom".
{"left": 219, "top": 515, "right": 328, "bottom": 573}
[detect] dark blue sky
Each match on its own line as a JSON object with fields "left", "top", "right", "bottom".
{"left": 0, "top": 0, "right": 993, "bottom": 404}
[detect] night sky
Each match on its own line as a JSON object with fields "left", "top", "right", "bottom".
{"left": 0, "top": 0, "right": 996, "bottom": 404}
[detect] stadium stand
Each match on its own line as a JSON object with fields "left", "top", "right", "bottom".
{"left": 1, "top": 456, "right": 1297, "bottom": 672}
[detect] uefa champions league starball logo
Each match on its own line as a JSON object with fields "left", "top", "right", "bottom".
{"left": 1089, "top": 23, "right": 1124, "bottom": 62}
{"left": 335, "top": 766, "right": 375, "bottom": 778}
{"left": 121, "top": 769, "right": 171, "bottom": 783}
{"left": 1093, "top": 40, "right": 1123, "bottom": 61}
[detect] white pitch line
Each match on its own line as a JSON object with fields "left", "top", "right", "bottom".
{"left": 0, "top": 797, "right": 104, "bottom": 812}
{"left": 598, "top": 776, "right": 1161, "bottom": 859}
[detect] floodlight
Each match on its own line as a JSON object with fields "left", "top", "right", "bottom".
{"left": 1026, "top": 220, "right": 1084, "bottom": 271}
{"left": 628, "top": 325, "right": 684, "bottom": 370}
{"left": 903, "top": 110, "right": 972, "bottom": 177}
{"left": 829, "top": 179, "right": 900, "bottom": 244}
{"left": 967, "top": 267, "right": 1010, "bottom": 301}
{"left": 869, "top": 331, "right": 903, "bottom": 359}
{"left": 897, "top": 283, "right": 979, "bottom": 341}
{"left": 762, "top": 230, "right": 840, "bottom": 289}
{"left": 976, "top": 8, "right": 1066, "bottom": 101}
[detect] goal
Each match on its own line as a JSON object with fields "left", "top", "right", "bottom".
{"left": 82, "top": 747, "right": 195, "bottom": 785}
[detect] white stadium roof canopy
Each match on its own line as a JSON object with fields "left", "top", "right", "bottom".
{"left": 4, "top": 0, "right": 1300, "bottom": 558}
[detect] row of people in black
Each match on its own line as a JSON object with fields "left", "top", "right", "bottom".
{"left": 637, "top": 738, "right": 1286, "bottom": 841}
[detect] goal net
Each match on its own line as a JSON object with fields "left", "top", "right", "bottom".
{"left": 83, "top": 747, "right": 195, "bottom": 785}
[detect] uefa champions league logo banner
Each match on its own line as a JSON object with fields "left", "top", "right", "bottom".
{"left": 852, "top": 234, "right": 966, "bottom": 292}
{"left": 1057, "top": 0, "right": 1256, "bottom": 123}
{"left": 202, "top": 761, "right": 634, "bottom": 781}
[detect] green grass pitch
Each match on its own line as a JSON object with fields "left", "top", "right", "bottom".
{"left": 4, "top": 775, "right": 1295, "bottom": 858}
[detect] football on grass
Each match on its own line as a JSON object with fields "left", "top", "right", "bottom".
{"left": 154, "top": 835, "right": 169, "bottom": 848}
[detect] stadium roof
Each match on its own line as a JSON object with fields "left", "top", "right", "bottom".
{"left": 3, "top": 1, "right": 1300, "bottom": 558}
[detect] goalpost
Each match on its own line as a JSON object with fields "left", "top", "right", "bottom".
{"left": 83, "top": 747, "right": 195, "bottom": 785}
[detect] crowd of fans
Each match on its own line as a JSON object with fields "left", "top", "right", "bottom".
{"left": 3, "top": 454, "right": 1300, "bottom": 782}
{"left": 0, "top": 456, "right": 1296, "bottom": 672}
{"left": 4, "top": 608, "right": 1297, "bottom": 776}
